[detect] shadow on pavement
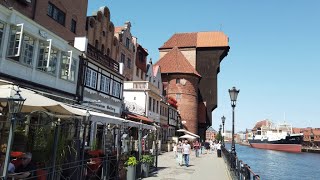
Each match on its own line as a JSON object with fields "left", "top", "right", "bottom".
{"left": 148, "top": 167, "right": 168, "bottom": 177}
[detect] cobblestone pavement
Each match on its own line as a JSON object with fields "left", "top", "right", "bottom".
{"left": 145, "top": 151, "right": 231, "bottom": 180}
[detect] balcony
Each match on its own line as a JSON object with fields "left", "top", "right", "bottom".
{"left": 86, "top": 44, "right": 119, "bottom": 73}
{"left": 124, "top": 81, "right": 160, "bottom": 94}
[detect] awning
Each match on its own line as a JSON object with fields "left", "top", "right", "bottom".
{"left": 0, "top": 84, "right": 155, "bottom": 130}
{"left": 179, "top": 134, "right": 197, "bottom": 139}
{"left": 176, "top": 129, "right": 200, "bottom": 138}
{"left": 0, "top": 85, "right": 85, "bottom": 116}
{"left": 126, "top": 113, "right": 154, "bottom": 124}
{"left": 77, "top": 110, "right": 155, "bottom": 130}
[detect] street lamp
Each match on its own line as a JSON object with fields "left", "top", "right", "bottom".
{"left": 229, "top": 86, "right": 239, "bottom": 157}
{"left": 221, "top": 116, "right": 225, "bottom": 146}
{"left": 3, "top": 87, "right": 25, "bottom": 179}
{"left": 219, "top": 124, "right": 222, "bottom": 142}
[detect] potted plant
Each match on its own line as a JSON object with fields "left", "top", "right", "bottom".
{"left": 140, "top": 155, "right": 154, "bottom": 177}
{"left": 124, "top": 156, "right": 138, "bottom": 180}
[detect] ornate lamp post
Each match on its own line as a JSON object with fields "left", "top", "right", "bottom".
{"left": 221, "top": 116, "right": 225, "bottom": 146}
{"left": 229, "top": 87, "right": 239, "bottom": 160}
{"left": 219, "top": 124, "right": 222, "bottom": 142}
{"left": 3, "top": 87, "right": 25, "bottom": 179}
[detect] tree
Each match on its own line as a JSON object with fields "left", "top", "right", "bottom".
{"left": 215, "top": 133, "right": 222, "bottom": 142}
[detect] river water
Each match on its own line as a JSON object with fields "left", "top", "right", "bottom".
{"left": 225, "top": 143, "right": 320, "bottom": 180}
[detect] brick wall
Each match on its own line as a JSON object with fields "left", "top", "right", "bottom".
{"left": 196, "top": 48, "right": 228, "bottom": 126}
{"left": 164, "top": 74, "right": 199, "bottom": 134}
{"left": 87, "top": 7, "right": 119, "bottom": 61}
{"left": 34, "top": 0, "right": 88, "bottom": 41}
{"left": 0, "top": 0, "right": 34, "bottom": 18}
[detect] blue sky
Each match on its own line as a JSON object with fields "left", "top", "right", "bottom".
{"left": 88, "top": 0, "right": 320, "bottom": 132}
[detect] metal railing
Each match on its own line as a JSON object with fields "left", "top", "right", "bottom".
{"left": 221, "top": 146, "right": 260, "bottom": 180}
{"left": 0, "top": 154, "right": 119, "bottom": 180}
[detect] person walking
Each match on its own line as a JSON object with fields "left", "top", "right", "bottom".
{"left": 182, "top": 140, "right": 191, "bottom": 167}
{"left": 204, "top": 140, "right": 210, "bottom": 154}
{"left": 217, "top": 141, "right": 222, "bottom": 157}
{"left": 200, "top": 140, "right": 205, "bottom": 154}
{"left": 173, "top": 143, "right": 178, "bottom": 158}
{"left": 193, "top": 140, "right": 200, "bottom": 157}
{"left": 176, "top": 141, "right": 183, "bottom": 166}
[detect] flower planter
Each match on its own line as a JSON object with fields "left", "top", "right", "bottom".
{"left": 141, "top": 163, "right": 150, "bottom": 177}
{"left": 126, "top": 165, "right": 136, "bottom": 180}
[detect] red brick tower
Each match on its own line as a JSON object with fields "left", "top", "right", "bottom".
{"left": 158, "top": 32, "right": 229, "bottom": 140}
{"left": 155, "top": 47, "right": 201, "bottom": 134}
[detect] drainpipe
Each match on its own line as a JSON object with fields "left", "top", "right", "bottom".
{"left": 32, "top": 0, "right": 37, "bottom": 20}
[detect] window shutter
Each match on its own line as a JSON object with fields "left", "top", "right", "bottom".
{"left": 46, "top": 39, "right": 52, "bottom": 69}
{"left": 15, "top": 23, "right": 24, "bottom": 57}
{"left": 67, "top": 50, "right": 72, "bottom": 77}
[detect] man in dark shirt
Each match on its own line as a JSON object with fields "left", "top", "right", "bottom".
{"left": 9, "top": 152, "right": 37, "bottom": 180}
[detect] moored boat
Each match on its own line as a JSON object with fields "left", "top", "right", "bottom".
{"left": 248, "top": 120, "right": 303, "bottom": 153}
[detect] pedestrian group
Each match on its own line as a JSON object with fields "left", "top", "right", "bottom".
{"left": 173, "top": 139, "right": 222, "bottom": 167}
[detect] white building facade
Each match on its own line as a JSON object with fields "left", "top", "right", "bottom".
{"left": 0, "top": 7, "right": 81, "bottom": 99}
{"left": 123, "top": 62, "right": 163, "bottom": 123}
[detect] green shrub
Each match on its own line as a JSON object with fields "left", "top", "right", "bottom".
{"left": 140, "top": 155, "right": 153, "bottom": 164}
{"left": 124, "top": 156, "right": 138, "bottom": 166}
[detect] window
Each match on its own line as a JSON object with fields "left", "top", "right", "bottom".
{"left": 136, "top": 67, "right": 139, "bottom": 76}
{"left": 100, "top": 75, "right": 111, "bottom": 94}
{"left": 156, "top": 101, "right": 159, "bottom": 113}
{"left": 149, "top": 97, "right": 152, "bottom": 111}
{"left": 126, "top": 38, "right": 130, "bottom": 48}
{"left": 120, "top": 53, "right": 125, "bottom": 64}
{"left": 152, "top": 99, "right": 155, "bottom": 112}
{"left": 20, "top": 34, "right": 35, "bottom": 65}
{"left": 71, "top": 19, "right": 76, "bottom": 33}
{"left": 101, "top": 44, "right": 105, "bottom": 54}
{"left": 37, "top": 41, "right": 58, "bottom": 74}
{"left": 112, "top": 80, "right": 121, "bottom": 98}
{"left": 7, "top": 25, "right": 23, "bottom": 57}
{"left": 176, "top": 78, "right": 180, "bottom": 84}
{"left": 176, "top": 93, "right": 181, "bottom": 100}
{"left": 139, "top": 52, "right": 143, "bottom": 62}
{"left": 7, "top": 25, "right": 34, "bottom": 66}
{"left": 60, "top": 52, "right": 76, "bottom": 81}
{"left": 85, "top": 68, "right": 97, "bottom": 89}
{"left": 0, "top": 22, "right": 4, "bottom": 54}
{"left": 127, "top": 58, "right": 131, "bottom": 68}
{"left": 95, "top": 40, "right": 99, "bottom": 49}
{"left": 48, "top": 3, "right": 66, "bottom": 25}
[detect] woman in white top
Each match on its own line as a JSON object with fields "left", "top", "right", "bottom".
{"left": 176, "top": 141, "right": 183, "bottom": 166}
{"left": 173, "top": 143, "right": 178, "bottom": 158}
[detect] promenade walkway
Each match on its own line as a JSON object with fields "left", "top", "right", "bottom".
{"left": 145, "top": 151, "right": 231, "bottom": 180}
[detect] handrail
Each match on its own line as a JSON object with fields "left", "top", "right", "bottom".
{"left": 221, "top": 146, "right": 260, "bottom": 180}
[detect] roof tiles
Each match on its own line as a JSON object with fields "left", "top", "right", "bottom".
{"left": 155, "top": 47, "right": 201, "bottom": 77}
{"left": 160, "top": 31, "right": 228, "bottom": 49}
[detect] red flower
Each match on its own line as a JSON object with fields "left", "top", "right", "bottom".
{"left": 10, "top": 151, "right": 23, "bottom": 158}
